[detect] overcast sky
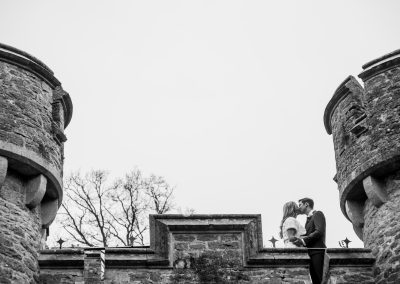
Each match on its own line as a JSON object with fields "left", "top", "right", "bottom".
{"left": 2, "top": 0, "right": 400, "bottom": 248}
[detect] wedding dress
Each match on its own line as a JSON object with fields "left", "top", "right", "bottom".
{"left": 282, "top": 217, "right": 306, "bottom": 248}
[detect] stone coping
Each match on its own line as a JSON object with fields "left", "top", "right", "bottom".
{"left": 248, "top": 248, "right": 374, "bottom": 267}
{"left": 0, "top": 42, "right": 53, "bottom": 73}
{"left": 362, "top": 48, "right": 400, "bottom": 69}
{"left": 39, "top": 249, "right": 84, "bottom": 269}
{"left": 326, "top": 248, "right": 375, "bottom": 266}
{"left": 150, "top": 214, "right": 262, "bottom": 219}
{"left": 106, "top": 246, "right": 152, "bottom": 253}
{"left": 41, "top": 248, "right": 84, "bottom": 254}
{"left": 359, "top": 48, "right": 400, "bottom": 81}
{"left": 0, "top": 42, "right": 73, "bottom": 127}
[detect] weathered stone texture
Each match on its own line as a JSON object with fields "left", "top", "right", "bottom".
{"left": 0, "top": 61, "right": 63, "bottom": 171}
{"left": 39, "top": 270, "right": 83, "bottom": 284}
{"left": 363, "top": 170, "right": 400, "bottom": 283}
{"left": 327, "top": 266, "right": 375, "bottom": 284}
{"left": 0, "top": 172, "right": 41, "bottom": 283}
{"left": 104, "top": 269, "right": 173, "bottom": 284}
{"left": 172, "top": 233, "right": 242, "bottom": 265}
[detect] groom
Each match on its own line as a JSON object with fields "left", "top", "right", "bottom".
{"left": 290, "top": 198, "right": 326, "bottom": 284}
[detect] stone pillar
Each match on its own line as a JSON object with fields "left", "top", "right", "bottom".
{"left": 84, "top": 249, "right": 105, "bottom": 284}
{"left": 0, "top": 43, "right": 72, "bottom": 283}
{"left": 324, "top": 49, "right": 400, "bottom": 282}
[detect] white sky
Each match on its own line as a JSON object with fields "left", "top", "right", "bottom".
{"left": 2, "top": 0, "right": 400, "bottom": 248}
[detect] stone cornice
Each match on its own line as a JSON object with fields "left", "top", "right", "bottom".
{"left": 0, "top": 141, "right": 62, "bottom": 207}
{"left": 359, "top": 49, "right": 400, "bottom": 81}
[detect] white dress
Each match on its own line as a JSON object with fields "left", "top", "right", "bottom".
{"left": 282, "top": 217, "right": 306, "bottom": 248}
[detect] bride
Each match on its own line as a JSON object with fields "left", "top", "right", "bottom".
{"left": 279, "top": 201, "right": 306, "bottom": 248}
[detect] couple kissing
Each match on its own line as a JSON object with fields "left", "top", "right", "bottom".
{"left": 279, "top": 198, "right": 326, "bottom": 284}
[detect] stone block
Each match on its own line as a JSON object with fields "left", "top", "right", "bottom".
{"left": 25, "top": 174, "right": 47, "bottom": 209}
{"left": 41, "top": 199, "right": 58, "bottom": 228}
{"left": 345, "top": 199, "right": 364, "bottom": 227}
{"left": 173, "top": 234, "right": 196, "bottom": 242}
{"left": 352, "top": 223, "right": 364, "bottom": 241}
{"left": 363, "top": 175, "right": 389, "bottom": 207}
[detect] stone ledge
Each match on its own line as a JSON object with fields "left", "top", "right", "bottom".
{"left": 39, "top": 249, "right": 84, "bottom": 269}
{"left": 105, "top": 246, "right": 152, "bottom": 254}
{"left": 105, "top": 247, "right": 165, "bottom": 267}
{"left": 246, "top": 248, "right": 310, "bottom": 267}
{"left": 41, "top": 248, "right": 85, "bottom": 254}
{"left": 39, "top": 247, "right": 375, "bottom": 269}
{"left": 326, "top": 248, "right": 375, "bottom": 266}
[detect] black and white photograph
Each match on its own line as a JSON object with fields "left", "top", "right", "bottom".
{"left": 1, "top": 1, "right": 400, "bottom": 283}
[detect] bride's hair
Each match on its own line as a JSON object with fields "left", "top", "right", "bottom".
{"left": 279, "top": 201, "right": 298, "bottom": 239}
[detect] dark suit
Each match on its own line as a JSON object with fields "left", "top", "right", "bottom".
{"left": 302, "top": 210, "right": 326, "bottom": 284}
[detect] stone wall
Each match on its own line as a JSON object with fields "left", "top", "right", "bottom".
{"left": 39, "top": 215, "right": 375, "bottom": 284}
{"left": 0, "top": 171, "right": 42, "bottom": 283}
{"left": 0, "top": 61, "right": 62, "bottom": 171}
{"left": 363, "top": 170, "right": 400, "bottom": 283}
{"left": 0, "top": 43, "right": 72, "bottom": 283}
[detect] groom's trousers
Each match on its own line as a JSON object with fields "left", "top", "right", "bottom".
{"left": 308, "top": 250, "right": 325, "bottom": 284}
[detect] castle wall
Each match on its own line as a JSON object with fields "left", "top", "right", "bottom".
{"left": 0, "top": 43, "right": 72, "bottom": 283}
{"left": 325, "top": 49, "right": 400, "bottom": 283}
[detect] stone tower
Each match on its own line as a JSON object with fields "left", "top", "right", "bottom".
{"left": 324, "top": 49, "right": 400, "bottom": 282}
{"left": 0, "top": 43, "right": 72, "bottom": 283}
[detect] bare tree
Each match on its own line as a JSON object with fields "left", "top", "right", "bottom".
{"left": 58, "top": 169, "right": 175, "bottom": 247}
{"left": 145, "top": 174, "right": 174, "bottom": 214}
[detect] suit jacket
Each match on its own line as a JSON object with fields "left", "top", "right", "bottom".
{"left": 302, "top": 210, "right": 326, "bottom": 251}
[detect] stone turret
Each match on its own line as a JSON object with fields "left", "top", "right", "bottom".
{"left": 324, "top": 49, "right": 400, "bottom": 282}
{"left": 0, "top": 43, "right": 72, "bottom": 283}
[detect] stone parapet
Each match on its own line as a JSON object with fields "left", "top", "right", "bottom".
{"left": 324, "top": 248, "right": 375, "bottom": 283}
{"left": 39, "top": 215, "right": 376, "bottom": 283}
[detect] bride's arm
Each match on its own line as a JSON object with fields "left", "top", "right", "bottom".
{"left": 283, "top": 218, "right": 298, "bottom": 238}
